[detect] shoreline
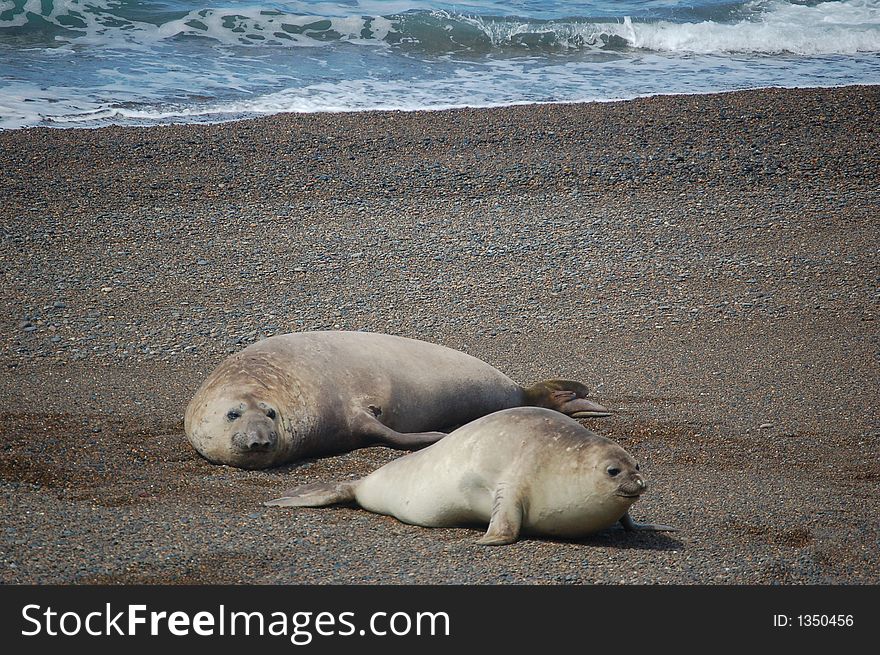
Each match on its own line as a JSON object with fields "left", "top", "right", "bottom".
{"left": 1, "top": 84, "right": 878, "bottom": 584}
{"left": 3, "top": 84, "right": 877, "bottom": 213}
{"left": 3, "top": 81, "right": 879, "bottom": 133}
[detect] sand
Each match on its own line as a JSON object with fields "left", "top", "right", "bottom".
{"left": 0, "top": 85, "right": 877, "bottom": 584}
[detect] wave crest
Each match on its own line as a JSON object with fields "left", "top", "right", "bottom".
{"left": 1, "top": 0, "right": 879, "bottom": 55}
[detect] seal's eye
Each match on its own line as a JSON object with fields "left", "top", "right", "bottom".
{"left": 607, "top": 467, "right": 621, "bottom": 477}
{"left": 226, "top": 410, "right": 241, "bottom": 421}
{"left": 266, "top": 408, "right": 276, "bottom": 420}
{"left": 635, "top": 463, "right": 640, "bottom": 471}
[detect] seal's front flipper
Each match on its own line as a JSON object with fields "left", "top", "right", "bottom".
{"left": 378, "top": 429, "right": 447, "bottom": 450}
{"left": 619, "top": 512, "right": 677, "bottom": 532}
{"left": 477, "top": 485, "right": 522, "bottom": 546}
{"left": 353, "top": 410, "right": 446, "bottom": 451}
{"left": 264, "top": 481, "right": 357, "bottom": 507}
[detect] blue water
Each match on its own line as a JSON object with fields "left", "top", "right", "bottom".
{"left": 1, "top": 0, "right": 879, "bottom": 129}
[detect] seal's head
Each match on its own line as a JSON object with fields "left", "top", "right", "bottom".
{"left": 529, "top": 423, "right": 650, "bottom": 535}
{"left": 524, "top": 379, "right": 612, "bottom": 418}
{"left": 600, "top": 448, "right": 648, "bottom": 508}
{"left": 591, "top": 443, "right": 647, "bottom": 515}
{"left": 184, "top": 351, "right": 306, "bottom": 469}
{"left": 189, "top": 391, "right": 282, "bottom": 468}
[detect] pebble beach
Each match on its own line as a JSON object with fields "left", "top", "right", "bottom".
{"left": 0, "top": 85, "right": 878, "bottom": 584}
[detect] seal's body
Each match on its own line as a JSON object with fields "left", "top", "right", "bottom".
{"left": 266, "top": 407, "right": 676, "bottom": 544}
{"left": 185, "top": 331, "right": 609, "bottom": 469}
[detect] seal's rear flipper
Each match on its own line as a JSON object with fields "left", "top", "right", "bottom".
{"left": 620, "top": 512, "right": 678, "bottom": 532}
{"left": 264, "top": 481, "right": 357, "bottom": 507}
{"left": 523, "top": 380, "right": 612, "bottom": 418}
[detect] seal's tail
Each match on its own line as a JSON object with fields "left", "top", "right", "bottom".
{"left": 264, "top": 481, "right": 358, "bottom": 507}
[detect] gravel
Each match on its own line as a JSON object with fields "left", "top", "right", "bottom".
{"left": 0, "top": 85, "right": 878, "bottom": 584}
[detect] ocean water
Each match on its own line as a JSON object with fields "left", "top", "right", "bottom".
{"left": 0, "top": 0, "right": 878, "bottom": 129}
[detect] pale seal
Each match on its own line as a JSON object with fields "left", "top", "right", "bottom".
{"left": 265, "top": 407, "right": 676, "bottom": 544}
{"left": 184, "top": 331, "right": 610, "bottom": 469}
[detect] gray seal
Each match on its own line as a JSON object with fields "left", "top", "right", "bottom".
{"left": 265, "top": 407, "right": 676, "bottom": 544}
{"left": 184, "top": 331, "right": 610, "bottom": 469}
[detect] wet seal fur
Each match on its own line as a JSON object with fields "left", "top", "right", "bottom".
{"left": 184, "top": 331, "right": 610, "bottom": 469}
{"left": 265, "top": 407, "right": 676, "bottom": 544}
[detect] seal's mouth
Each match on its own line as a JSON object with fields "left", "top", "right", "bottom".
{"left": 231, "top": 446, "right": 276, "bottom": 456}
{"left": 231, "top": 445, "right": 278, "bottom": 459}
{"left": 616, "top": 476, "right": 647, "bottom": 498}
{"left": 225, "top": 452, "right": 278, "bottom": 469}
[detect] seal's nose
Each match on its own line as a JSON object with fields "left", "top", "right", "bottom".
{"left": 245, "top": 430, "right": 276, "bottom": 451}
{"left": 234, "top": 427, "right": 277, "bottom": 453}
{"left": 245, "top": 437, "right": 271, "bottom": 451}
{"left": 635, "top": 476, "right": 648, "bottom": 492}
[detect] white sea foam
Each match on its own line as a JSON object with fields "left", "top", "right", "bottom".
{"left": 0, "top": 82, "right": 113, "bottom": 129}
{"left": 1, "top": 1, "right": 879, "bottom": 129}
{"left": 612, "top": 0, "right": 880, "bottom": 55}
{"left": 0, "top": 0, "right": 401, "bottom": 48}
{"left": 1, "top": 0, "right": 878, "bottom": 53}
{"left": 461, "top": 1, "right": 880, "bottom": 54}
{"left": 16, "top": 50, "right": 870, "bottom": 131}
